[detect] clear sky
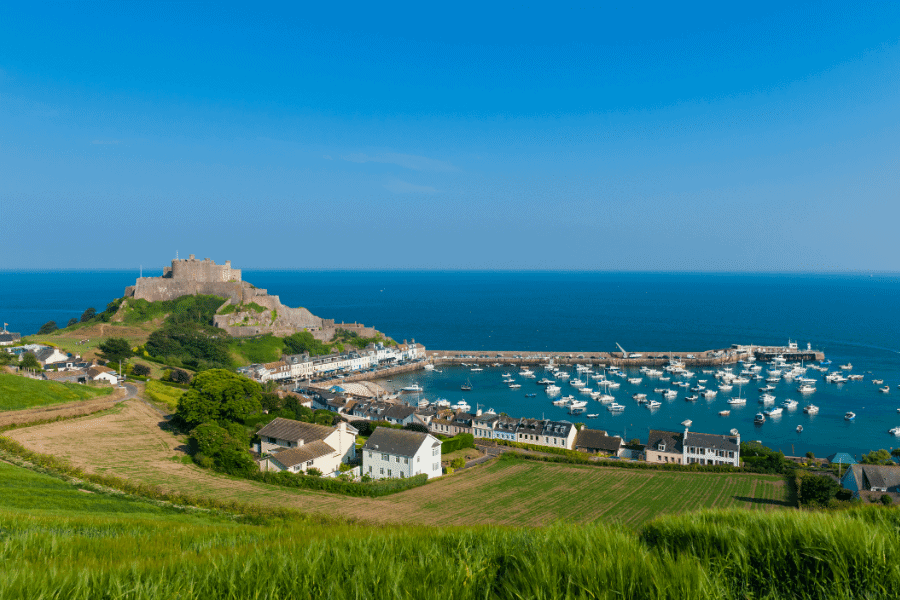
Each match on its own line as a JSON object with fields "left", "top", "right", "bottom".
{"left": 2, "top": 2, "right": 898, "bottom": 271}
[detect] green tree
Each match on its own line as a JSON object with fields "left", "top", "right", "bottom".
{"left": 19, "top": 352, "right": 41, "bottom": 370}
{"left": 131, "top": 364, "right": 151, "bottom": 377}
{"left": 403, "top": 423, "right": 429, "bottom": 434}
{"left": 797, "top": 472, "right": 841, "bottom": 506}
{"left": 37, "top": 321, "right": 58, "bottom": 335}
{"left": 189, "top": 421, "right": 255, "bottom": 476}
{"left": 881, "top": 494, "right": 893, "bottom": 506}
{"left": 170, "top": 369, "right": 191, "bottom": 384}
{"left": 80, "top": 307, "right": 96, "bottom": 323}
{"left": 861, "top": 449, "right": 894, "bottom": 465}
{"left": 175, "top": 369, "right": 263, "bottom": 427}
{"left": 66, "top": 317, "right": 78, "bottom": 327}
{"left": 892, "top": 448, "right": 900, "bottom": 460}
{"left": 806, "top": 451, "right": 815, "bottom": 459}
{"left": 98, "top": 338, "right": 133, "bottom": 363}
{"left": 282, "top": 331, "right": 331, "bottom": 356}
{"left": 450, "top": 457, "right": 466, "bottom": 469}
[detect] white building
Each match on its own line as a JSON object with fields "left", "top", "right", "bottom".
{"left": 646, "top": 427, "right": 740, "bottom": 466}
{"left": 362, "top": 428, "right": 442, "bottom": 480}
{"left": 257, "top": 418, "right": 357, "bottom": 476}
{"left": 86, "top": 365, "right": 119, "bottom": 385}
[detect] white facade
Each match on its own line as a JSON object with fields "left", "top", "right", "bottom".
{"left": 363, "top": 432, "right": 442, "bottom": 480}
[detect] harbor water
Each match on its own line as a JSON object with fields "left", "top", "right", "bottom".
{"left": 2, "top": 270, "right": 899, "bottom": 459}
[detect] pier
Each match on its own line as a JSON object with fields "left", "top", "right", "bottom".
{"left": 427, "top": 343, "right": 824, "bottom": 368}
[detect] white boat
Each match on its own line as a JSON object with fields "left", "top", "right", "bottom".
{"left": 557, "top": 372, "right": 571, "bottom": 380}
{"left": 607, "top": 382, "right": 621, "bottom": 390}
{"left": 597, "top": 394, "right": 615, "bottom": 403}
{"left": 880, "top": 386, "right": 891, "bottom": 393}
{"left": 586, "top": 413, "right": 600, "bottom": 418}
{"left": 796, "top": 425, "right": 803, "bottom": 433}
{"left": 663, "top": 389, "right": 678, "bottom": 399}
{"left": 501, "top": 373, "right": 512, "bottom": 378}
{"left": 519, "top": 368, "right": 534, "bottom": 376}
{"left": 434, "top": 399, "right": 451, "bottom": 408}
{"left": 702, "top": 390, "right": 717, "bottom": 398}
{"left": 681, "top": 419, "right": 692, "bottom": 427}
{"left": 754, "top": 413, "right": 766, "bottom": 424}
{"left": 579, "top": 387, "right": 593, "bottom": 395}
{"left": 607, "top": 403, "right": 625, "bottom": 412}
{"left": 759, "top": 385, "right": 775, "bottom": 392}
{"left": 647, "top": 400, "right": 661, "bottom": 409}
{"left": 401, "top": 384, "right": 423, "bottom": 392}
{"left": 569, "top": 400, "right": 588, "bottom": 409}
{"left": 546, "top": 384, "right": 561, "bottom": 394}
{"left": 628, "top": 377, "right": 642, "bottom": 384}
{"left": 727, "top": 397, "right": 746, "bottom": 405}
{"left": 844, "top": 412, "right": 856, "bottom": 421}
{"left": 571, "top": 379, "right": 586, "bottom": 388}
{"left": 568, "top": 406, "right": 585, "bottom": 415}
{"left": 659, "top": 376, "right": 671, "bottom": 381}
{"left": 782, "top": 399, "right": 798, "bottom": 409}
{"left": 418, "top": 399, "right": 430, "bottom": 408}
{"left": 685, "top": 395, "right": 699, "bottom": 402}
{"left": 764, "top": 407, "right": 783, "bottom": 417}
{"left": 797, "top": 384, "right": 816, "bottom": 394}
{"left": 719, "top": 384, "right": 733, "bottom": 392}
{"left": 840, "top": 363, "right": 852, "bottom": 370}
{"left": 552, "top": 398, "right": 569, "bottom": 406}
{"left": 560, "top": 395, "right": 576, "bottom": 403}
{"left": 508, "top": 383, "right": 521, "bottom": 389}
{"left": 452, "top": 401, "right": 471, "bottom": 411}
{"left": 803, "top": 404, "right": 819, "bottom": 414}
{"left": 759, "top": 394, "right": 776, "bottom": 404}
{"left": 889, "top": 426, "right": 900, "bottom": 436}
{"left": 632, "top": 393, "right": 647, "bottom": 401}
{"left": 424, "top": 364, "right": 435, "bottom": 371}
{"left": 470, "top": 367, "right": 483, "bottom": 372}
{"left": 537, "top": 378, "right": 555, "bottom": 385}
{"left": 718, "top": 410, "right": 730, "bottom": 416}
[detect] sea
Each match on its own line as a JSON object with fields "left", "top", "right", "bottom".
{"left": 2, "top": 270, "right": 899, "bottom": 460}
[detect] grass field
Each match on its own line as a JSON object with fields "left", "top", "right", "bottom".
{"left": 6, "top": 399, "right": 791, "bottom": 527}
{"left": 144, "top": 380, "right": 184, "bottom": 411}
{"left": 0, "top": 373, "right": 112, "bottom": 412}
{"left": 28, "top": 320, "right": 160, "bottom": 361}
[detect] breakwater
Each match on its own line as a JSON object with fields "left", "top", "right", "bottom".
{"left": 427, "top": 345, "right": 824, "bottom": 368}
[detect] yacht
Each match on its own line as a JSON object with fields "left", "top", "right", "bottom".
{"left": 569, "top": 400, "right": 588, "bottom": 409}
{"left": 452, "top": 401, "right": 471, "bottom": 412}
{"left": 470, "top": 367, "right": 483, "bottom": 372}
{"left": 764, "top": 407, "right": 783, "bottom": 417}
{"left": 537, "top": 378, "right": 555, "bottom": 385}
{"left": 557, "top": 372, "right": 571, "bottom": 380}
{"left": 718, "top": 410, "right": 730, "bottom": 416}
{"left": 848, "top": 374, "right": 864, "bottom": 381}
{"left": 586, "top": 413, "right": 600, "bottom": 418}
{"left": 659, "top": 376, "right": 671, "bottom": 382}
{"left": 434, "top": 399, "right": 451, "bottom": 408}
{"left": 803, "top": 404, "right": 819, "bottom": 414}
{"left": 719, "top": 384, "right": 733, "bottom": 392}
{"left": 519, "top": 368, "right": 534, "bottom": 377}
{"left": 571, "top": 379, "right": 586, "bottom": 388}
{"left": 579, "top": 387, "right": 593, "bottom": 395}
{"left": 880, "top": 386, "right": 891, "bottom": 394}
{"left": 607, "top": 403, "right": 625, "bottom": 412}
{"left": 501, "top": 373, "right": 512, "bottom": 378}
{"left": 508, "top": 383, "right": 521, "bottom": 389}
{"left": 844, "top": 412, "right": 856, "bottom": 421}
{"left": 889, "top": 426, "right": 900, "bottom": 436}
{"left": 418, "top": 399, "right": 430, "bottom": 408}
{"left": 632, "top": 393, "right": 647, "bottom": 401}
{"left": 759, "top": 394, "right": 775, "bottom": 404}
{"left": 552, "top": 397, "right": 569, "bottom": 406}
{"left": 545, "top": 384, "right": 561, "bottom": 394}
{"left": 598, "top": 394, "right": 615, "bottom": 403}
{"left": 782, "top": 399, "right": 798, "bottom": 409}
{"left": 759, "top": 385, "right": 775, "bottom": 392}
{"left": 628, "top": 377, "right": 643, "bottom": 385}
{"left": 401, "top": 383, "right": 424, "bottom": 392}
{"left": 690, "top": 385, "right": 705, "bottom": 393}
{"left": 754, "top": 413, "right": 766, "bottom": 424}
{"left": 568, "top": 406, "right": 585, "bottom": 415}
{"left": 424, "top": 364, "right": 435, "bottom": 371}
{"left": 796, "top": 425, "right": 803, "bottom": 433}
{"left": 685, "top": 395, "right": 699, "bottom": 402}
{"left": 797, "top": 384, "right": 816, "bottom": 394}
{"left": 607, "top": 382, "right": 621, "bottom": 390}
{"left": 727, "top": 397, "right": 746, "bottom": 405}
{"left": 873, "top": 379, "right": 884, "bottom": 385}
{"left": 647, "top": 400, "right": 662, "bottom": 409}
{"left": 460, "top": 380, "right": 473, "bottom": 391}
{"left": 840, "top": 363, "right": 853, "bottom": 371}
{"left": 663, "top": 389, "right": 678, "bottom": 399}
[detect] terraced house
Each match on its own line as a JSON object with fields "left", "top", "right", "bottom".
{"left": 646, "top": 427, "right": 740, "bottom": 466}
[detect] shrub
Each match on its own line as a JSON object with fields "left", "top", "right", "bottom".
{"left": 132, "top": 364, "right": 151, "bottom": 377}
{"left": 403, "top": 423, "right": 430, "bottom": 434}
{"left": 450, "top": 457, "right": 465, "bottom": 469}
{"left": 37, "top": 321, "right": 58, "bottom": 335}
{"left": 882, "top": 494, "right": 893, "bottom": 506}
{"left": 441, "top": 433, "right": 475, "bottom": 455}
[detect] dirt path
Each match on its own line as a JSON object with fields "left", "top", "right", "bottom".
{"left": 0, "top": 383, "right": 137, "bottom": 427}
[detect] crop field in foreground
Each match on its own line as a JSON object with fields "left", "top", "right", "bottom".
{"left": 6, "top": 399, "right": 790, "bottom": 527}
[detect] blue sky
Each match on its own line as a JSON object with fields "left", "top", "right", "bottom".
{"left": 2, "top": 2, "right": 898, "bottom": 271}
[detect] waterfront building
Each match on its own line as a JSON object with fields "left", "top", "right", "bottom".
{"left": 574, "top": 429, "right": 624, "bottom": 456}
{"left": 646, "top": 427, "right": 740, "bottom": 466}
{"left": 362, "top": 428, "right": 442, "bottom": 480}
{"left": 493, "top": 415, "right": 518, "bottom": 441}
{"left": 472, "top": 412, "right": 499, "bottom": 439}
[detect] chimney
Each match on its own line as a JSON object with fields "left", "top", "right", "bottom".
{"left": 476, "top": 409, "right": 482, "bottom": 417}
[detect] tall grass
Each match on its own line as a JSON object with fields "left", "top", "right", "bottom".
{"left": 0, "top": 373, "right": 111, "bottom": 411}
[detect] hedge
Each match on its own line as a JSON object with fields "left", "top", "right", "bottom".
{"left": 441, "top": 433, "right": 475, "bottom": 455}
{"left": 249, "top": 469, "right": 429, "bottom": 497}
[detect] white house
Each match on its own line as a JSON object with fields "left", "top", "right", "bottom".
{"left": 257, "top": 418, "right": 358, "bottom": 476}
{"left": 362, "top": 428, "right": 442, "bottom": 480}
{"left": 35, "top": 347, "right": 69, "bottom": 367}
{"left": 646, "top": 427, "right": 740, "bottom": 466}
{"left": 86, "top": 365, "right": 119, "bottom": 384}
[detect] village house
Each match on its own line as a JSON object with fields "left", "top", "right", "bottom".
{"left": 841, "top": 464, "right": 900, "bottom": 498}
{"left": 539, "top": 420, "right": 577, "bottom": 450}
{"left": 646, "top": 427, "right": 740, "bottom": 466}
{"left": 472, "top": 411, "right": 499, "bottom": 439}
{"left": 574, "top": 429, "right": 625, "bottom": 457}
{"left": 34, "top": 346, "right": 69, "bottom": 368}
{"left": 362, "top": 428, "right": 442, "bottom": 480}
{"left": 493, "top": 415, "right": 518, "bottom": 441}
{"left": 86, "top": 365, "right": 119, "bottom": 385}
{"left": 428, "top": 410, "right": 456, "bottom": 436}
{"left": 256, "top": 418, "right": 357, "bottom": 476}
{"left": 0, "top": 329, "right": 21, "bottom": 346}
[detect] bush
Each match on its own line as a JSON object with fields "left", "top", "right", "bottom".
{"left": 441, "top": 433, "right": 475, "bottom": 455}
{"left": 796, "top": 471, "right": 841, "bottom": 507}
{"left": 450, "top": 457, "right": 466, "bottom": 469}
{"left": 170, "top": 369, "right": 192, "bottom": 384}
{"left": 403, "top": 423, "right": 430, "bottom": 434}
{"left": 882, "top": 494, "right": 893, "bottom": 506}
{"left": 132, "top": 364, "right": 151, "bottom": 377}
{"left": 37, "top": 321, "right": 58, "bottom": 335}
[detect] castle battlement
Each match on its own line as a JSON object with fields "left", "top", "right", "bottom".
{"left": 161, "top": 254, "right": 241, "bottom": 283}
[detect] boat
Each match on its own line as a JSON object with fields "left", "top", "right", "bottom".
{"left": 470, "top": 367, "right": 483, "bottom": 372}
{"left": 545, "top": 384, "right": 561, "bottom": 394}
{"left": 519, "top": 368, "right": 534, "bottom": 377}
{"left": 424, "top": 364, "right": 435, "bottom": 371}
{"left": 607, "top": 403, "right": 625, "bottom": 412}
{"left": 607, "top": 382, "right": 621, "bottom": 390}
{"left": 727, "top": 397, "right": 746, "bottom": 405}
{"left": 681, "top": 419, "right": 692, "bottom": 427}
{"left": 890, "top": 426, "right": 900, "bottom": 436}
{"left": 586, "top": 413, "right": 600, "bottom": 418}
{"left": 759, "top": 394, "right": 775, "bottom": 404}
{"left": 628, "top": 377, "right": 642, "bottom": 384}
{"left": 797, "top": 384, "right": 816, "bottom": 394}
{"left": 730, "top": 428, "right": 740, "bottom": 436}
{"left": 434, "top": 399, "right": 451, "bottom": 408}
{"left": 598, "top": 394, "right": 615, "bottom": 403}
{"left": 401, "top": 384, "right": 424, "bottom": 392}
{"left": 796, "top": 425, "right": 803, "bottom": 433}
{"left": 663, "top": 389, "right": 678, "bottom": 399}
{"left": 703, "top": 390, "right": 718, "bottom": 398}
{"left": 718, "top": 410, "right": 730, "bottom": 416}
{"left": 537, "top": 378, "right": 555, "bottom": 385}
{"left": 460, "top": 379, "right": 472, "bottom": 391}
{"left": 647, "top": 400, "right": 661, "bottom": 409}
{"left": 803, "top": 404, "right": 819, "bottom": 414}
{"left": 782, "top": 399, "right": 798, "bottom": 409}
{"left": 880, "top": 386, "right": 891, "bottom": 393}
{"left": 844, "top": 412, "right": 856, "bottom": 421}
{"left": 525, "top": 393, "right": 537, "bottom": 398}
{"left": 847, "top": 374, "right": 863, "bottom": 381}
{"left": 579, "top": 387, "right": 594, "bottom": 395}
{"left": 508, "top": 383, "right": 521, "bottom": 389}
{"left": 719, "top": 384, "right": 733, "bottom": 392}
{"left": 764, "top": 407, "right": 783, "bottom": 417}
{"left": 571, "top": 379, "right": 586, "bottom": 388}
{"left": 501, "top": 373, "right": 512, "bottom": 378}
{"left": 754, "top": 413, "right": 766, "bottom": 424}
{"left": 418, "top": 399, "right": 430, "bottom": 408}
{"left": 552, "top": 398, "right": 569, "bottom": 406}
{"left": 452, "top": 401, "right": 471, "bottom": 411}
{"left": 568, "top": 406, "right": 585, "bottom": 415}
{"left": 759, "top": 385, "right": 775, "bottom": 392}
{"left": 557, "top": 372, "right": 571, "bottom": 380}
{"left": 840, "top": 363, "right": 853, "bottom": 370}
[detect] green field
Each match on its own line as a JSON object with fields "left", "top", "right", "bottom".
{"left": 0, "top": 373, "right": 112, "bottom": 412}
{"left": 143, "top": 380, "right": 184, "bottom": 411}
{"left": 1, "top": 456, "right": 900, "bottom": 599}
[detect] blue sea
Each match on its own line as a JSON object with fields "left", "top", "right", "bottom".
{"left": 2, "top": 270, "right": 900, "bottom": 459}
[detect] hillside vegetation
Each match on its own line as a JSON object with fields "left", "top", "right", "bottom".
{"left": 1, "top": 457, "right": 899, "bottom": 599}
{"left": 0, "top": 373, "right": 112, "bottom": 412}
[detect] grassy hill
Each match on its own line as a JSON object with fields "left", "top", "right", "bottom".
{"left": 0, "top": 373, "right": 112, "bottom": 412}
{"left": 2, "top": 451, "right": 900, "bottom": 598}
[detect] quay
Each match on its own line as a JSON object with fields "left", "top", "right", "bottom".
{"left": 426, "top": 343, "right": 824, "bottom": 368}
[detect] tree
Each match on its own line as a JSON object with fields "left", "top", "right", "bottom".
{"left": 797, "top": 472, "right": 841, "bottom": 506}
{"left": 861, "top": 449, "right": 894, "bottom": 465}
{"left": 66, "top": 318, "right": 78, "bottom": 327}
{"left": 38, "top": 321, "right": 58, "bottom": 335}
{"left": 881, "top": 494, "right": 893, "bottom": 506}
{"left": 170, "top": 369, "right": 192, "bottom": 384}
{"left": 80, "top": 307, "right": 96, "bottom": 323}
{"left": 891, "top": 448, "right": 900, "bottom": 460}
{"left": 806, "top": 451, "right": 815, "bottom": 459}
{"left": 175, "top": 369, "right": 263, "bottom": 427}
{"left": 189, "top": 422, "right": 255, "bottom": 476}
{"left": 131, "top": 364, "right": 151, "bottom": 377}
{"left": 19, "top": 352, "right": 41, "bottom": 370}
{"left": 98, "top": 338, "right": 133, "bottom": 363}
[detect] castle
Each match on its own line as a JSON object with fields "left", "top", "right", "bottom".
{"left": 124, "top": 255, "right": 377, "bottom": 341}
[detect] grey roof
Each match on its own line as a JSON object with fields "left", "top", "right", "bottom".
{"left": 575, "top": 429, "right": 623, "bottom": 452}
{"left": 647, "top": 430, "right": 684, "bottom": 453}
{"left": 270, "top": 440, "right": 335, "bottom": 468}
{"left": 541, "top": 420, "right": 573, "bottom": 438}
{"left": 0, "top": 333, "right": 20, "bottom": 342}
{"left": 851, "top": 465, "right": 900, "bottom": 491}
{"left": 257, "top": 418, "right": 333, "bottom": 443}
{"left": 683, "top": 431, "right": 740, "bottom": 452}
{"left": 473, "top": 414, "right": 499, "bottom": 426}
{"left": 383, "top": 405, "right": 417, "bottom": 420}
{"left": 363, "top": 428, "right": 435, "bottom": 457}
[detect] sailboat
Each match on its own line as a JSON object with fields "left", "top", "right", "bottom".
{"left": 460, "top": 378, "right": 472, "bottom": 391}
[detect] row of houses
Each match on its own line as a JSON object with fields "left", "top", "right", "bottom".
{"left": 238, "top": 341, "right": 426, "bottom": 384}
{"left": 5, "top": 343, "right": 122, "bottom": 385}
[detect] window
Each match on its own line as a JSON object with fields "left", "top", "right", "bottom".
{"left": 387, "top": 469, "right": 392, "bottom": 477}
{"left": 433, "top": 448, "right": 438, "bottom": 456}
{"left": 395, "top": 456, "right": 400, "bottom": 463}
{"left": 658, "top": 443, "right": 666, "bottom": 452}
{"left": 403, "top": 457, "right": 409, "bottom": 464}
{"left": 382, "top": 453, "right": 388, "bottom": 461}
{"left": 728, "top": 451, "right": 734, "bottom": 458}
{"left": 417, "top": 456, "right": 421, "bottom": 462}
{"left": 380, "top": 468, "right": 384, "bottom": 474}
{"left": 433, "top": 463, "right": 438, "bottom": 470}
{"left": 368, "top": 466, "right": 372, "bottom": 473}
